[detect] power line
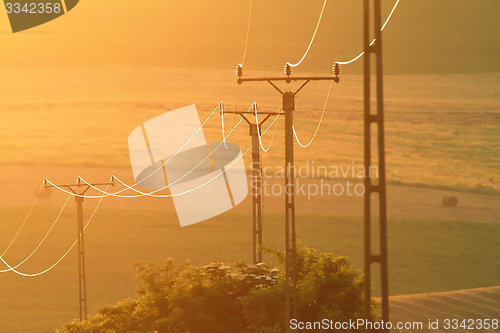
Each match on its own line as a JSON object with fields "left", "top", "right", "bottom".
{"left": 47, "top": 106, "right": 280, "bottom": 201}
{"left": 228, "top": 81, "right": 241, "bottom": 144}
{"left": 0, "top": 190, "right": 72, "bottom": 273}
{"left": 231, "top": 0, "right": 254, "bottom": 144}
{"left": 44, "top": 103, "right": 221, "bottom": 200}
{"left": 0, "top": 184, "right": 108, "bottom": 276}
{"left": 240, "top": 0, "right": 254, "bottom": 67}
{"left": 0, "top": 107, "right": 256, "bottom": 276}
{"left": 255, "top": 81, "right": 286, "bottom": 152}
{"left": 259, "top": 112, "right": 281, "bottom": 152}
{"left": 46, "top": 103, "right": 264, "bottom": 199}
{"left": 254, "top": 104, "right": 281, "bottom": 152}
{"left": 292, "top": 76, "right": 335, "bottom": 148}
{"left": 335, "top": 0, "right": 400, "bottom": 65}
{"left": 287, "top": 0, "right": 328, "bottom": 68}
{"left": 10, "top": 0, "right": 340, "bottom": 273}
{"left": 0, "top": 185, "right": 42, "bottom": 257}
{"left": 381, "top": 0, "right": 400, "bottom": 31}
{"left": 44, "top": 179, "right": 114, "bottom": 320}
{"left": 126, "top": 103, "right": 220, "bottom": 189}
{"left": 120, "top": 103, "right": 220, "bottom": 191}
{"left": 223, "top": 103, "right": 282, "bottom": 264}
{"left": 62, "top": 101, "right": 276, "bottom": 200}
{"left": 236, "top": 69, "right": 340, "bottom": 331}
{"left": 221, "top": 101, "right": 230, "bottom": 149}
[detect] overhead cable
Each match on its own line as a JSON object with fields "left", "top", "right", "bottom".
{"left": 240, "top": 0, "right": 254, "bottom": 67}
{"left": 287, "top": 0, "right": 328, "bottom": 68}
{"left": 292, "top": 76, "right": 335, "bottom": 148}
{"left": 46, "top": 104, "right": 255, "bottom": 199}
{"left": 0, "top": 185, "right": 42, "bottom": 257}
{"left": 0, "top": 189, "right": 73, "bottom": 274}
{"left": 46, "top": 103, "right": 220, "bottom": 199}
{"left": 335, "top": 0, "right": 400, "bottom": 66}
{"left": 0, "top": 183, "right": 109, "bottom": 277}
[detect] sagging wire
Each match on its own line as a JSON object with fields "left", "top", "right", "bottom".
{"left": 220, "top": 101, "right": 229, "bottom": 149}
{"left": 292, "top": 76, "right": 334, "bottom": 148}
{"left": 0, "top": 188, "right": 74, "bottom": 274}
{"left": 0, "top": 185, "right": 42, "bottom": 257}
{"left": 335, "top": 0, "right": 401, "bottom": 65}
{"left": 5, "top": 105, "right": 280, "bottom": 275}
{"left": 253, "top": 80, "right": 286, "bottom": 152}
{"left": 254, "top": 104, "right": 282, "bottom": 152}
{"left": 45, "top": 103, "right": 222, "bottom": 199}
{"left": 240, "top": 0, "right": 254, "bottom": 67}
{"left": 287, "top": 0, "right": 328, "bottom": 68}
{"left": 46, "top": 104, "right": 256, "bottom": 199}
{"left": 0, "top": 183, "right": 110, "bottom": 277}
{"left": 292, "top": 0, "right": 401, "bottom": 146}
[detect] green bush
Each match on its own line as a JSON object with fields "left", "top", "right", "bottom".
{"left": 58, "top": 245, "right": 377, "bottom": 333}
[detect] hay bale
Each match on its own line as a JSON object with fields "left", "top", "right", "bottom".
{"left": 442, "top": 194, "right": 458, "bottom": 207}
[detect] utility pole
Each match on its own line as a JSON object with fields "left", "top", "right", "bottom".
{"left": 44, "top": 176, "right": 114, "bottom": 321}
{"left": 363, "top": 0, "right": 389, "bottom": 330}
{"left": 222, "top": 101, "right": 280, "bottom": 264}
{"left": 237, "top": 63, "right": 340, "bottom": 331}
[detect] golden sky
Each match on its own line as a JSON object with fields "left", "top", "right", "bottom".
{"left": 0, "top": 0, "right": 497, "bottom": 73}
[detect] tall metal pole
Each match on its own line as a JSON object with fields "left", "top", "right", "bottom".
{"left": 44, "top": 177, "right": 114, "bottom": 322}
{"left": 76, "top": 195, "right": 88, "bottom": 321}
{"left": 363, "top": 0, "right": 372, "bottom": 323}
{"left": 374, "top": 0, "right": 390, "bottom": 324}
{"left": 237, "top": 65, "right": 339, "bottom": 333}
{"left": 250, "top": 124, "right": 264, "bottom": 264}
{"left": 283, "top": 91, "right": 297, "bottom": 327}
{"left": 223, "top": 104, "right": 276, "bottom": 264}
{"left": 363, "top": 0, "right": 389, "bottom": 329}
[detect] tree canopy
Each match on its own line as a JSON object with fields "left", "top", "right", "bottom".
{"left": 58, "top": 245, "right": 378, "bottom": 333}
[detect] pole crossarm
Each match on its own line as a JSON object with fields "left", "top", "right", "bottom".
{"left": 222, "top": 110, "right": 283, "bottom": 116}
{"left": 238, "top": 76, "right": 339, "bottom": 84}
{"left": 43, "top": 176, "right": 115, "bottom": 193}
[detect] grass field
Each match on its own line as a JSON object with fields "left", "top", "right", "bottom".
{"left": 0, "top": 68, "right": 498, "bottom": 195}
{"left": 1, "top": 206, "right": 500, "bottom": 332}
{"left": 387, "top": 286, "right": 500, "bottom": 333}
{"left": 0, "top": 0, "right": 499, "bottom": 331}
{"left": 0, "top": 67, "right": 498, "bottom": 332}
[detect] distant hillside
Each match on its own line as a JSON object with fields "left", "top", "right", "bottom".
{"left": 0, "top": 0, "right": 498, "bottom": 74}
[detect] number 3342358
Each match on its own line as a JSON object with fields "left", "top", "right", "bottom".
{"left": 6, "top": 3, "right": 62, "bottom": 14}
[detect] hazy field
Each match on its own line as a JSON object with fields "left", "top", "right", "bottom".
{"left": 1, "top": 207, "right": 500, "bottom": 333}
{"left": 388, "top": 286, "right": 500, "bottom": 333}
{"left": 0, "top": 68, "right": 498, "bottom": 194}
{"left": 0, "top": 0, "right": 498, "bottom": 331}
{"left": 0, "top": 67, "right": 498, "bottom": 332}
